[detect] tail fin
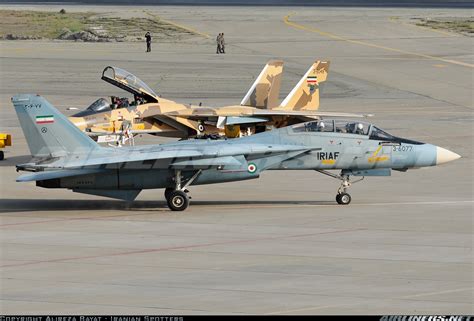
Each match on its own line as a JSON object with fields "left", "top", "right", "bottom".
{"left": 11, "top": 94, "right": 101, "bottom": 157}
{"left": 240, "top": 60, "right": 283, "bottom": 109}
{"left": 278, "top": 60, "right": 330, "bottom": 111}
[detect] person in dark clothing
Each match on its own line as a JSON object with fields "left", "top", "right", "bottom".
{"left": 219, "top": 33, "right": 225, "bottom": 54}
{"left": 145, "top": 32, "right": 152, "bottom": 52}
{"left": 216, "top": 33, "right": 222, "bottom": 54}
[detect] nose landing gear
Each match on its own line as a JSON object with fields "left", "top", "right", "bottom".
{"left": 316, "top": 170, "right": 364, "bottom": 205}
{"left": 336, "top": 174, "right": 352, "bottom": 205}
{"left": 164, "top": 169, "right": 202, "bottom": 211}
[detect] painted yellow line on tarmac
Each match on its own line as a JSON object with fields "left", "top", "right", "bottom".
{"left": 145, "top": 11, "right": 211, "bottom": 39}
{"left": 1, "top": 47, "right": 112, "bottom": 53}
{"left": 266, "top": 286, "right": 474, "bottom": 314}
{"left": 399, "top": 287, "right": 474, "bottom": 299}
{"left": 283, "top": 14, "right": 473, "bottom": 69}
{"left": 388, "top": 16, "right": 458, "bottom": 37}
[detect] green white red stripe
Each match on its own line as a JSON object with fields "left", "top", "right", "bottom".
{"left": 36, "top": 115, "right": 54, "bottom": 124}
{"left": 307, "top": 76, "right": 318, "bottom": 84}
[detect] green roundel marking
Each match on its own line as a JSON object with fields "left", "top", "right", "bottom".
{"left": 247, "top": 163, "right": 257, "bottom": 173}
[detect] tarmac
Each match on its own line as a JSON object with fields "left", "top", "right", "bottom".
{"left": 0, "top": 4, "right": 472, "bottom": 314}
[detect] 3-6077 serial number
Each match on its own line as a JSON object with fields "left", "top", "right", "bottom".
{"left": 393, "top": 145, "right": 413, "bottom": 152}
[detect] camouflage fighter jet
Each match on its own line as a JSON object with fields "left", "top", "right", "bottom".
{"left": 69, "top": 61, "right": 364, "bottom": 141}
{"left": 13, "top": 94, "right": 460, "bottom": 211}
{"left": 68, "top": 60, "right": 284, "bottom": 142}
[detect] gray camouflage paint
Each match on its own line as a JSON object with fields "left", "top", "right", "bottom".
{"left": 13, "top": 94, "right": 442, "bottom": 202}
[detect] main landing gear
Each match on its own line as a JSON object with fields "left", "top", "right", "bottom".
{"left": 315, "top": 170, "right": 364, "bottom": 205}
{"left": 165, "top": 169, "right": 202, "bottom": 211}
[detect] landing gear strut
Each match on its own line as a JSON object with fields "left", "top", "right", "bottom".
{"left": 315, "top": 170, "right": 364, "bottom": 205}
{"left": 164, "top": 169, "right": 202, "bottom": 211}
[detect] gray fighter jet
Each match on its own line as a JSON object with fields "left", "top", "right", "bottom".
{"left": 13, "top": 94, "right": 460, "bottom": 211}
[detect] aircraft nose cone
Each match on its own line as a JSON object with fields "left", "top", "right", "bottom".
{"left": 436, "top": 147, "right": 461, "bottom": 165}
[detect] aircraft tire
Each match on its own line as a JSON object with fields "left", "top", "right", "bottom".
{"left": 336, "top": 193, "right": 351, "bottom": 205}
{"left": 167, "top": 190, "right": 189, "bottom": 211}
{"left": 0, "top": 151, "right": 4, "bottom": 161}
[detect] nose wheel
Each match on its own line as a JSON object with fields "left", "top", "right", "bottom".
{"left": 316, "top": 170, "right": 364, "bottom": 206}
{"left": 336, "top": 192, "right": 351, "bottom": 205}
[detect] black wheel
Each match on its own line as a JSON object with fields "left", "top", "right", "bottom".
{"left": 164, "top": 187, "right": 174, "bottom": 200}
{"left": 0, "top": 151, "right": 3, "bottom": 161}
{"left": 336, "top": 193, "right": 351, "bottom": 205}
{"left": 167, "top": 190, "right": 189, "bottom": 211}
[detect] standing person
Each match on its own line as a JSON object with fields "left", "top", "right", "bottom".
{"left": 216, "top": 33, "right": 222, "bottom": 54}
{"left": 219, "top": 33, "right": 226, "bottom": 54}
{"left": 145, "top": 32, "right": 152, "bottom": 52}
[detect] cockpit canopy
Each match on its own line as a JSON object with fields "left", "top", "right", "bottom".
{"left": 293, "top": 120, "right": 371, "bottom": 135}
{"left": 292, "top": 120, "right": 422, "bottom": 144}
{"left": 71, "top": 98, "right": 111, "bottom": 117}
{"left": 101, "top": 66, "right": 159, "bottom": 103}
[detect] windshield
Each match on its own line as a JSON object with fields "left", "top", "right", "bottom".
{"left": 369, "top": 126, "right": 395, "bottom": 140}
{"left": 369, "top": 126, "right": 423, "bottom": 145}
{"left": 87, "top": 98, "right": 111, "bottom": 112}
{"left": 72, "top": 98, "right": 111, "bottom": 117}
{"left": 102, "top": 66, "right": 159, "bottom": 103}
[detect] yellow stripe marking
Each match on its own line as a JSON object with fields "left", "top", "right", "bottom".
{"left": 283, "top": 14, "right": 473, "bottom": 68}
{"left": 368, "top": 156, "right": 389, "bottom": 163}
{"left": 266, "top": 286, "right": 474, "bottom": 314}
{"left": 321, "top": 159, "right": 335, "bottom": 165}
{"left": 368, "top": 145, "right": 389, "bottom": 163}
{"left": 2, "top": 47, "right": 113, "bottom": 53}
{"left": 372, "top": 145, "right": 383, "bottom": 157}
{"left": 399, "top": 287, "right": 474, "bottom": 299}
{"left": 145, "top": 11, "right": 211, "bottom": 39}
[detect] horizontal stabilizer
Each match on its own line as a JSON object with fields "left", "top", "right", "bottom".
{"left": 251, "top": 109, "right": 367, "bottom": 118}
{"left": 73, "top": 189, "right": 141, "bottom": 201}
{"left": 17, "top": 168, "right": 106, "bottom": 182}
{"left": 225, "top": 116, "right": 269, "bottom": 125}
{"left": 170, "top": 107, "right": 367, "bottom": 120}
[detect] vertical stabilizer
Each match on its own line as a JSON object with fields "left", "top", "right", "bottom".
{"left": 240, "top": 60, "right": 284, "bottom": 109}
{"left": 12, "top": 94, "right": 101, "bottom": 157}
{"left": 278, "top": 60, "right": 330, "bottom": 111}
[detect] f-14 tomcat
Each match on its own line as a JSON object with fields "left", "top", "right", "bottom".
{"left": 68, "top": 61, "right": 365, "bottom": 142}
{"left": 13, "top": 94, "right": 460, "bottom": 211}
